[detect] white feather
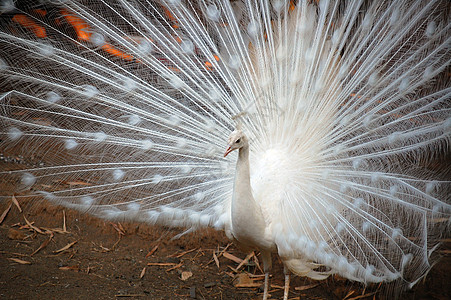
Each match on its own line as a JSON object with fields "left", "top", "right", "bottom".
{"left": 0, "top": 0, "right": 450, "bottom": 294}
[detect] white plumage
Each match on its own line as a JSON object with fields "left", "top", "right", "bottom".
{"left": 0, "top": 0, "right": 450, "bottom": 298}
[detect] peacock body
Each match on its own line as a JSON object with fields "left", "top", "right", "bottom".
{"left": 1, "top": 0, "right": 450, "bottom": 296}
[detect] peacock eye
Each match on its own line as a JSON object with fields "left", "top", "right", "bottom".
{"left": 235, "top": 138, "right": 241, "bottom": 144}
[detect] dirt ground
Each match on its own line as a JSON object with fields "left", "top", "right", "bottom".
{"left": 0, "top": 192, "right": 449, "bottom": 300}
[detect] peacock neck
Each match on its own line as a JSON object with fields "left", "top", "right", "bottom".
{"left": 231, "top": 143, "right": 269, "bottom": 250}
{"left": 236, "top": 144, "right": 251, "bottom": 191}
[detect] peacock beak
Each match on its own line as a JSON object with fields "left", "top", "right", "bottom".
{"left": 224, "top": 146, "right": 233, "bottom": 157}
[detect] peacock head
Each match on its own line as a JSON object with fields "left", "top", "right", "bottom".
{"left": 224, "top": 130, "right": 247, "bottom": 157}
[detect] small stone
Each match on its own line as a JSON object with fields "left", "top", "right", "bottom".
{"left": 203, "top": 282, "right": 216, "bottom": 288}
{"left": 181, "top": 271, "right": 193, "bottom": 281}
{"left": 7, "top": 228, "right": 26, "bottom": 240}
{"left": 189, "top": 286, "right": 196, "bottom": 298}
